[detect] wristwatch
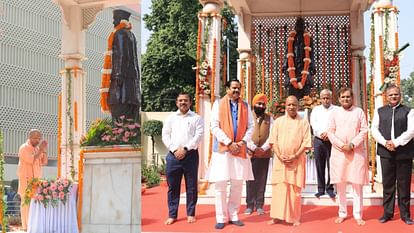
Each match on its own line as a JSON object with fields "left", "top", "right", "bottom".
{"left": 349, "top": 143, "right": 354, "bottom": 149}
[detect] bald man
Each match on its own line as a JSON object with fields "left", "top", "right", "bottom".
{"left": 18, "top": 129, "right": 48, "bottom": 230}
{"left": 268, "top": 96, "right": 311, "bottom": 226}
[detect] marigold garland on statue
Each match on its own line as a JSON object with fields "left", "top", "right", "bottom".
{"left": 287, "top": 30, "right": 312, "bottom": 90}
{"left": 100, "top": 20, "right": 132, "bottom": 113}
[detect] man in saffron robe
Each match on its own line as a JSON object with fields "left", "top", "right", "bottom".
{"left": 327, "top": 87, "right": 368, "bottom": 226}
{"left": 17, "top": 129, "right": 48, "bottom": 230}
{"left": 268, "top": 95, "right": 311, "bottom": 226}
{"left": 208, "top": 79, "right": 254, "bottom": 229}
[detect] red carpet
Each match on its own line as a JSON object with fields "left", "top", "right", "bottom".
{"left": 142, "top": 186, "right": 414, "bottom": 233}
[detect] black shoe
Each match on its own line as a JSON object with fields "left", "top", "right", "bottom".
{"left": 215, "top": 223, "right": 225, "bottom": 229}
{"left": 314, "top": 192, "right": 324, "bottom": 198}
{"left": 401, "top": 218, "right": 414, "bottom": 225}
{"left": 378, "top": 216, "right": 392, "bottom": 223}
{"left": 327, "top": 190, "right": 336, "bottom": 198}
{"left": 228, "top": 220, "right": 244, "bottom": 226}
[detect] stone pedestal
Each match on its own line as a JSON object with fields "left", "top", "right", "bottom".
{"left": 81, "top": 146, "right": 141, "bottom": 233}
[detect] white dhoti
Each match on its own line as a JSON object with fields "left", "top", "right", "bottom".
{"left": 207, "top": 151, "right": 254, "bottom": 223}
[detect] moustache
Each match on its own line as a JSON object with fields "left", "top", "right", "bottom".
{"left": 232, "top": 91, "right": 240, "bottom": 94}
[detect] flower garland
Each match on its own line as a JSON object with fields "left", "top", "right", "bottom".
{"left": 198, "top": 15, "right": 212, "bottom": 95}
{"left": 58, "top": 94, "right": 62, "bottom": 177}
{"left": 0, "top": 131, "right": 7, "bottom": 229}
{"left": 65, "top": 69, "right": 76, "bottom": 180}
{"left": 287, "top": 30, "right": 312, "bottom": 90}
{"left": 100, "top": 20, "right": 132, "bottom": 113}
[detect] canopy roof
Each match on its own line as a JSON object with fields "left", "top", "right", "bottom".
{"left": 53, "top": 0, "right": 140, "bottom": 8}
{"left": 227, "top": 0, "right": 372, "bottom": 16}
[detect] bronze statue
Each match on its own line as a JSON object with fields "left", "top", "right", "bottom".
{"left": 108, "top": 9, "right": 141, "bottom": 122}
{"left": 283, "top": 17, "right": 315, "bottom": 99}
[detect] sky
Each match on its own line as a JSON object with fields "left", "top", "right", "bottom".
{"left": 141, "top": 0, "right": 414, "bottom": 79}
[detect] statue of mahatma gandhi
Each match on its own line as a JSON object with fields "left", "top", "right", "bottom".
{"left": 108, "top": 9, "right": 141, "bottom": 122}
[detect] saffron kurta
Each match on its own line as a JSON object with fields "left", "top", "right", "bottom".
{"left": 17, "top": 140, "right": 48, "bottom": 196}
{"left": 327, "top": 106, "right": 369, "bottom": 185}
{"left": 269, "top": 114, "right": 311, "bottom": 223}
{"left": 17, "top": 140, "right": 48, "bottom": 229}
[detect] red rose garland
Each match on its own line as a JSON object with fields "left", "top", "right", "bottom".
{"left": 287, "top": 30, "right": 312, "bottom": 90}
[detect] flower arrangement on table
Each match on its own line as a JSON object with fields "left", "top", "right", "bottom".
{"left": 24, "top": 178, "right": 72, "bottom": 208}
{"left": 80, "top": 116, "right": 140, "bottom": 147}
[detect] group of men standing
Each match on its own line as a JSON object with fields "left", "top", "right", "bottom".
{"left": 161, "top": 80, "right": 414, "bottom": 229}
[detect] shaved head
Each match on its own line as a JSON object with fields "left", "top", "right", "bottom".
{"left": 286, "top": 95, "right": 299, "bottom": 118}
{"left": 286, "top": 95, "right": 299, "bottom": 105}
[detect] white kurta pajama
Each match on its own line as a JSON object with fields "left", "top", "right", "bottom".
{"left": 207, "top": 99, "right": 254, "bottom": 223}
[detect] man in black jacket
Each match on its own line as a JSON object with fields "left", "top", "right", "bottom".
{"left": 371, "top": 84, "right": 414, "bottom": 225}
{"left": 108, "top": 9, "right": 141, "bottom": 121}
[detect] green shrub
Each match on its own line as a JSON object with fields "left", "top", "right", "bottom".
{"left": 141, "top": 164, "right": 160, "bottom": 188}
{"left": 142, "top": 120, "right": 163, "bottom": 154}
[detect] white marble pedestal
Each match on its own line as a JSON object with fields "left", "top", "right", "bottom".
{"left": 81, "top": 146, "right": 141, "bottom": 233}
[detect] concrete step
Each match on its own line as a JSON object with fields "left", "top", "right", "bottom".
{"left": 181, "top": 181, "right": 414, "bottom": 206}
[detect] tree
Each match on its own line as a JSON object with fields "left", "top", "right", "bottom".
{"left": 142, "top": 0, "right": 238, "bottom": 111}
{"left": 401, "top": 71, "right": 414, "bottom": 108}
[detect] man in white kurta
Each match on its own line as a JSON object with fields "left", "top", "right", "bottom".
{"left": 327, "top": 88, "right": 368, "bottom": 226}
{"left": 208, "top": 79, "right": 254, "bottom": 229}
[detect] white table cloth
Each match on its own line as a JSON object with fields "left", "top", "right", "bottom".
{"left": 28, "top": 183, "right": 79, "bottom": 233}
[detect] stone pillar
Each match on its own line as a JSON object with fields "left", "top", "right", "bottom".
{"left": 372, "top": 1, "right": 398, "bottom": 108}
{"left": 55, "top": 2, "right": 103, "bottom": 179}
{"left": 197, "top": 0, "right": 224, "bottom": 181}
{"left": 349, "top": 7, "right": 366, "bottom": 109}
{"left": 237, "top": 49, "right": 252, "bottom": 104}
{"left": 371, "top": 0, "right": 399, "bottom": 184}
{"left": 236, "top": 7, "right": 253, "bottom": 103}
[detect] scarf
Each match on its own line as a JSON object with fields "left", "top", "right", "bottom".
{"left": 218, "top": 95, "right": 248, "bottom": 158}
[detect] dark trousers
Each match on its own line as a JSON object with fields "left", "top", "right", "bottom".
{"left": 314, "top": 137, "right": 334, "bottom": 193}
{"left": 166, "top": 150, "right": 199, "bottom": 218}
{"left": 380, "top": 157, "right": 412, "bottom": 219}
{"left": 246, "top": 157, "right": 270, "bottom": 209}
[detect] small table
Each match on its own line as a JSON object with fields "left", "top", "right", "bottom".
{"left": 28, "top": 183, "right": 79, "bottom": 233}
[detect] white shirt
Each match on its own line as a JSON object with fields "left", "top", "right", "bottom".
{"left": 162, "top": 109, "right": 204, "bottom": 152}
{"left": 247, "top": 115, "right": 273, "bottom": 152}
{"left": 211, "top": 99, "right": 254, "bottom": 146}
{"left": 310, "top": 104, "right": 337, "bottom": 138}
{"left": 371, "top": 105, "right": 414, "bottom": 147}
